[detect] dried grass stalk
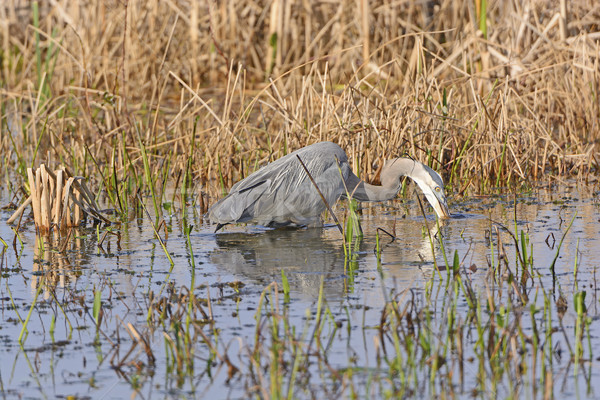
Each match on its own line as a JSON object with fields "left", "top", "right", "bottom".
{"left": 54, "top": 170, "right": 64, "bottom": 226}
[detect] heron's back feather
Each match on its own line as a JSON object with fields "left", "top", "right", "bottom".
{"left": 208, "top": 142, "right": 349, "bottom": 227}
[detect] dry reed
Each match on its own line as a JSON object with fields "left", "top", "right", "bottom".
{"left": 7, "top": 164, "right": 108, "bottom": 234}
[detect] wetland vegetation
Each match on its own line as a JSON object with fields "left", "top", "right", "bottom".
{"left": 0, "top": 0, "right": 599, "bottom": 398}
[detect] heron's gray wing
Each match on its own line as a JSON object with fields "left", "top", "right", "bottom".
{"left": 208, "top": 152, "right": 306, "bottom": 224}
{"left": 209, "top": 142, "right": 350, "bottom": 226}
{"left": 208, "top": 179, "right": 271, "bottom": 224}
{"left": 249, "top": 154, "right": 351, "bottom": 226}
{"left": 207, "top": 151, "right": 305, "bottom": 224}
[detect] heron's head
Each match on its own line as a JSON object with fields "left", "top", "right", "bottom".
{"left": 411, "top": 162, "right": 450, "bottom": 219}
{"left": 384, "top": 158, "right": 450, "bottom": 219}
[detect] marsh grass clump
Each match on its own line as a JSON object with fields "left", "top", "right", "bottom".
{"left": 7, "top": 165, "right": 108, "bottom": 234}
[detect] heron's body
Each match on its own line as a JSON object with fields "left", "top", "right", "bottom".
{"left": 208, "top": 142, "right": 449, "bottom": 230}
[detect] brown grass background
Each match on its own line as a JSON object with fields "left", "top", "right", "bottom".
{"left": 1, "top": 0, "right": 599, "bottom": 206}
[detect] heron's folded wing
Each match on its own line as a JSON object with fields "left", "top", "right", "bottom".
{"left": 209, "top": 179, "right": 271, "bottom": 223}
{"left": 251, "top": 159, "right": 350, "bottom": 223}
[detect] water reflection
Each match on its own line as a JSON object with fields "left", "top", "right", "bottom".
{"left": 210, "top": 227, "right": 347, "bottom": 300}
{"left": 368, "top": 212, "right": 495, "bottom": 291}
{"left": 209, "top": 218, "right": 453, "bottom": 299}
{"left": 30, "top": 231, "right": 86, "bottom": 298}
{"left": 375, "top": 219, "right": 443, "bottom": 265}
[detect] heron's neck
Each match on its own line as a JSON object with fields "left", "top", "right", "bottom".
{"left": 345, "top": 174, "right": 401, "bottom": 202}
{"left": 345, "top": 158, "right": 417, "bottom": 202}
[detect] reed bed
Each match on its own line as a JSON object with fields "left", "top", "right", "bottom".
{"left": 0, "top": 0, "right": 598, "bottom": 218}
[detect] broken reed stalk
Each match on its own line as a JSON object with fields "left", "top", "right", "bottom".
{"left": 7, "top": 164, "right": 109, "bottom": 234}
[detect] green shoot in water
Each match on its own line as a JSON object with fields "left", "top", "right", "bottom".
{"left": 93, "top": 289, "right": 102, "bottom": 326}
{"left": 281, "top": 269, "right": 290, "bottom": 303}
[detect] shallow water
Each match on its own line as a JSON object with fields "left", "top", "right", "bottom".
{"left": 1, "top": 183, "right": 599, "bottom": 399}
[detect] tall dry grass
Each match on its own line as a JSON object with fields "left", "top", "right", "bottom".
{"left": 1, "top": 0, "right": 599, "bottom": 211}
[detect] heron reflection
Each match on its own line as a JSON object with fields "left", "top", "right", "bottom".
{"left": 209, "top": 227, "right": 351, "bottom": 300}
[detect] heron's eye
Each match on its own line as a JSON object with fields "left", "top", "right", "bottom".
{"left": 434, "top": 186, "right": 441, "bottom": 192}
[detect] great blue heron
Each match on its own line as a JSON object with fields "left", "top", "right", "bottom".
{"left": 208, "top": 141, "right": 450, "bottom": 231}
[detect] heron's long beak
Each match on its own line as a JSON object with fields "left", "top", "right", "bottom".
{"left": 422, "top": 187, "right": 450, "bottom": 219}
{"left": 421, "top": 191, "right": 451, "bottom": 219}
{"left": 433, "top": 198, "right": 451, "bottom": 219}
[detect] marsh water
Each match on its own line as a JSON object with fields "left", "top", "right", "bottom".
{"left": 1, "top": 182, "right": 599, "bottom": 399}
